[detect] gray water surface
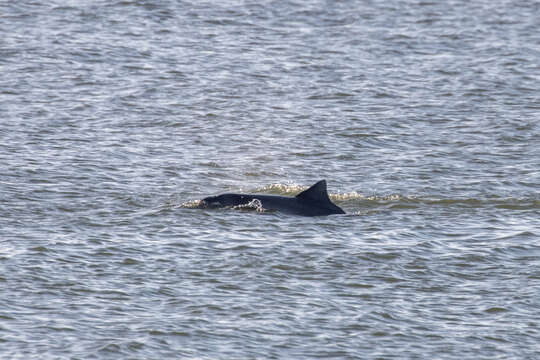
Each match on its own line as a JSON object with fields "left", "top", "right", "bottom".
{"left": 1, "top": 0, "right": 539, "bottom": 358}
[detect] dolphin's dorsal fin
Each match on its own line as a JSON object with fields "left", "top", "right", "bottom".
{"left": 296, "top": 180, "right": 331, "bottom": 204}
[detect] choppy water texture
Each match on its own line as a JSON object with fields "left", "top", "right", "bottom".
{"left": 1, "top": 0, "right": 540, "bottom": 358}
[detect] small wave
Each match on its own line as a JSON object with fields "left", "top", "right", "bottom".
{"left": 333, "top": 191, "right": 365, "bottom": 202}
{"left": 255, "top": 182, "right": 306, "bottom": 196}
{"left": 179, "top": 199, "right": 205, "bottom": 209}
{"left": 233, "top": 199, "right": 269, "bottom": 213}
{"left": 344, "top": 194, "right": 540, "bottom": 210}
{"left": 419, "top": 197, "right": 539, "bottom": 209}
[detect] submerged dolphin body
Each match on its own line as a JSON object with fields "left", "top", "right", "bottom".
{"left": 200, "top": 180, "right": 345, "bottom": 216}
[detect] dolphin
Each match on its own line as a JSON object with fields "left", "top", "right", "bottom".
{"left": 200, "top": 180, "right": 345, "bottom": 216}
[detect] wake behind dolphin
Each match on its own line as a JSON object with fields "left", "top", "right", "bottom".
{"left": 200, "top": 180, "right": 345, "bottom": 216}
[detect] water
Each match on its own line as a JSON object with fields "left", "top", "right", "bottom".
{"left": 1, "top": 0, "right": 539, "bottom": 358}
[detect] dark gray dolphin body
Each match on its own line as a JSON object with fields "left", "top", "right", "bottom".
{"left": 200, "top": 180, "right": 345, "bottom": 216}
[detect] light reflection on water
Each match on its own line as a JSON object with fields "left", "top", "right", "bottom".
{"left": 1, "top": 0, "right": 539, "bottom": 358}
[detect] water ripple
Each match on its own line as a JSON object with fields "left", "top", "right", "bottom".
{"left": 1, "top": 0, "right": 540, "bottom": 358}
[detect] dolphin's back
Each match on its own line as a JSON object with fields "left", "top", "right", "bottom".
{"left": 247, "top": 194, "right": 340, "bottom": 216}
{"left": 201, "top": 180, "right": 345, "bottom": 216}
